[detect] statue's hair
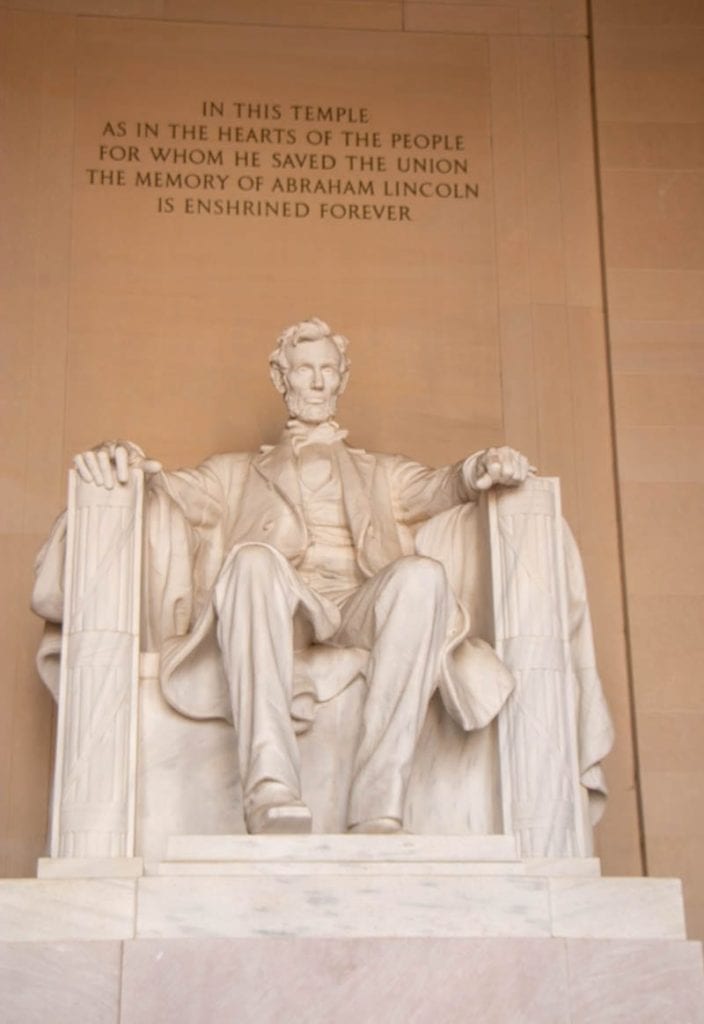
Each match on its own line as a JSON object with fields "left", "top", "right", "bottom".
{"left": 269, "top": 317, "right": 350, "bottom": 395}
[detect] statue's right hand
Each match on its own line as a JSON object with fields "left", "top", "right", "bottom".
{"left": 73, "top": 441, "right": 162, "bottom": 489}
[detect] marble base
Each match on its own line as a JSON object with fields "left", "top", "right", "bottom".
{"left": 37, "top": 857, "right": 144, "bottom": 879}
{"left": 1, "top": 937, "right": 702, "bottom": 1024}
{"left": 165, "top": 832, "right": 520, "bottom": 862}
{"left": 157, "top": 833, "right": 601, "bottom": 878}
{"left": 1, "top": 840, "right": 702, "bottom": 1022}
{"left": 0, "top": 878, "right": 136, "bottom": 941}
{"left": 135, "top": 874, "right": 686, "bottom": 941}
{"left": 0, "top": 838, "right": 688, "bottom": 942}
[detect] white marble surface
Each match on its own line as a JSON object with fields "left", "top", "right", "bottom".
{"left": 158, "top": 836, "right": 601, "bottom": 879}
{"left": 165, "top": 833, "right": 519, "bottom": 863}
{"left": 156, "top": 859, "right": 602, "bottom": 878}
{"left": 566, "top": 938, "right": 704, "bottom": 1024}
{"left": 0, "top": 879, "right": 136, "bottom": 941}
{"left": 523, "top": 858, "right": 601, "bottom": 877}
{"left": 119, "top": 936, "right": 573, "bottom": 1024}
{"left": 50, "top": 468, "right": 142, "bottom": 859}
{"left": 0, "top": 941, "right": 121, "bottom": 1024}
{"left": 37, "top": 856, "right": 144, "bottom": 879}
{"left": 135, "top": 874, "right": 553, "bottom": 939}
{"left": 550, "top": 876, "right": 687, "bottom": 939}
{"left": 137, "top": 872, "right": 689, "bottom": 941}
{"left": 137, "top": 676, "right": 244, "bottom": 867}
{"left": 490, "top": 479, "right": 589, "bottom": 858}
{"left": 3, "top": 871, "right": 689, "bottom": 943}
{"left": 156, "top": 860, "right": 528, "bottom": 877}
{"left": 2, "top": 935, "right": 701, "bottom": 1024}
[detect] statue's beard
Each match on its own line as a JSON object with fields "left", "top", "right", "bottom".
{"left": 284, "top": 390, "right": 339, "bottom": 424}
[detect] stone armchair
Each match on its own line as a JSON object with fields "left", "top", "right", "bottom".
{"left": 33, "top": 470, "right": 613, "bottom": 870}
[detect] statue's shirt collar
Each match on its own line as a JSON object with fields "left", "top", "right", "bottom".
{"left": 260, "top": 419, "right": 349, "bottom": 455}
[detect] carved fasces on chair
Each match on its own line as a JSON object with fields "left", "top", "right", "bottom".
{"left": 489, "top": 477, "right": 589, "bottom": 858}
{"left": 50, "top": 468, "right": 143, "bottom": 858}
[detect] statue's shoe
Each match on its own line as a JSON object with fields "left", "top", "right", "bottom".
{"left": 247, "top": 799, "right": 313, "bottom": 835}
{"left": 347, "top": 817, "right": 405, "bottom": 834}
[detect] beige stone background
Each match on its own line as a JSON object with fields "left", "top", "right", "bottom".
{"left": 1, "top": 0, "right": 701, "bottom": 939}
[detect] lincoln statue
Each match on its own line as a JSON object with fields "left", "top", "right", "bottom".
{"left": 47, "top": 317, "right": 535, "bottom": 836}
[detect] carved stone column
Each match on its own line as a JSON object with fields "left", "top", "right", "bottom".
{"left": 49, "top": 469, "right": 143, "bottom": 859}
{"left": 489, "top": 477, "right": 589, "bottom": 858}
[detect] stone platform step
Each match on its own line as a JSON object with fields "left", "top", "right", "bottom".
{"left": 0, "top": 873, "right": 687, "bottom": 942}
{"left": 0, "top": 843, "right": 687, "bottom": 943}
{"left": 2, "top": 935, "right": 703, "bottom": 1024}
{"left": 133, "top": 873, "right": 685, "bottom": 941}
{"left": 157, "top": 833, "right": 601, "bottom": 878}
{"left": 166, "top": 833, "right": 519, "bottom": 861}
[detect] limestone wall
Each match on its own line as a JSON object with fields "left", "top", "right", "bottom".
{"left": 591, "top": 0, "right": 704, "bottom": 940}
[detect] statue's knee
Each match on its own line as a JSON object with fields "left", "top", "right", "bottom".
{"left": 387, "top": 555, "right": 448, "bottom": 603}
{"left": 215, "top": 544, "right": 281, "bottom": 603}
{"left": 228, "top": 543, "right": 278, "bottom": 573}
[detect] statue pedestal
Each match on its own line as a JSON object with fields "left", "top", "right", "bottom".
{"left": 2, "top": 840, "right": 703, "bottom": 1022}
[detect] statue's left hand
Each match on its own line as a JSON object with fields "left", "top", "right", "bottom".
{"left": 466, "top": 447, "right": 535, "bottom": 491}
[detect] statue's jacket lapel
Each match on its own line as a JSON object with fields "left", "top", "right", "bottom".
{"left": 234, "top": 442, "right": 308, "bottom": 565}
{"left": 334, "top": 444, "right": 406, "bottom": 576}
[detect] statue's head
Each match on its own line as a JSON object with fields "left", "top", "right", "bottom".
{"left": 269, "top": 317, "right": 350, "bottom": 424}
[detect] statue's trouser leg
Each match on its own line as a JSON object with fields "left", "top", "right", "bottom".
{"left": 213, "top": 544, "right": 303, "bottom": 823}
{"left": 333, "top": 555, "right": 452, "bottom": 828}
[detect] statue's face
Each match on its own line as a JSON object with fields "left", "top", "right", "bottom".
{"left": 283, "top": 337, "right": 344, "bottom": 423}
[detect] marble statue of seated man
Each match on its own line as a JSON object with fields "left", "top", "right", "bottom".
{"left": 49, "top": 318, "right": 534, "bottom": 836}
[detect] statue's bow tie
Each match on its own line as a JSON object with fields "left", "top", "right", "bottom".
{"left": 284, "top": 419, "right": 349, "bottom": 453}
